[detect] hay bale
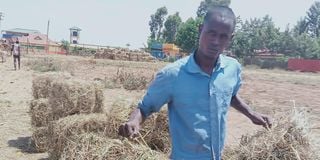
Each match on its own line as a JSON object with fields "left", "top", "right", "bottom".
{"left": 32, "top": 72, "right": 71, "bottom": 99}
{"left": 48, "top": 79, "right": 103, "bottom": 120}
{"left": 104, "top": 102, "right": 135, "bottom": 137}
{"left": 223, "top": 109, "right": 320, "bottom": 160}
{"left": 93, "top": 82, "right": 104, "bottom": 113}
{"left": 29, "top": 98, "right": 52, "bottom": 127}
{"left": 48, "top": 114, "right": 113, "bottom": 159}
{"left": 108, "top": 101, "right": 171, "bottom": 153}
{"left": 144, "top": 110, "right": 171, "bottom": 154}
{"left": 32, "top": 75, "right": 54, "bottom": 99}
{"left": 60, "top": 133, "right": 168, "bottom": 160}
{"left": 31, "top": 127, "right": 50, "bottom": 152}
{"left": 109, "top": 102, "right": 171, "bottom": 154}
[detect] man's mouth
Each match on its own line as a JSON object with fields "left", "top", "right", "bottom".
{"left": 208, "top": 48, "right": 219, "bottom": 54}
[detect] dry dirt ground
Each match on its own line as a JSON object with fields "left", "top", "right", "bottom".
{"left": 0, "top": 54, "right": 319, "bottom": 160}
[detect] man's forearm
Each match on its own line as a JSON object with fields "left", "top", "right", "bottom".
{"left": 231, "top": 95, "right": 272, "bottom": 127}
{"left": 231, "top": 95, "right": 254, "bottom": 119}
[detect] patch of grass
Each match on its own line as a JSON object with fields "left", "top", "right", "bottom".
{"left": 26, "top": 57, "right": 75, "bottom": 74}
{"left": 112, "top": 68, "right": 153, "bottom": 90}
{"left": 243, "top": 67, "right": 320, "bottom": 86}
{"left": 94, "top": 77, "right": 121, "bottom": 89}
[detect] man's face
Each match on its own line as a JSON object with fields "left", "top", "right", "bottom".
{"left": 198, "top": 15, "right": 233, "bottom": 60}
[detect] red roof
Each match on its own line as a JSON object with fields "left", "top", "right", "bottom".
{"left": 9, "top": 33, "right": 58, "bottom": 46}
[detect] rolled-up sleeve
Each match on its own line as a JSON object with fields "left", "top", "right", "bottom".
{"left": 232, "top": 62, "right": 242, "bottom": 96}
{"left": 138, "top": 69, "right": 173, "bottom": 118}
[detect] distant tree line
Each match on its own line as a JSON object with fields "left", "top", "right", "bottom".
{"left": 147, "top": 0, "right": 320, "bottom": 59}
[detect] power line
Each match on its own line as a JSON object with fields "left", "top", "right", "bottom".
{"left": 0, "top": 12, "right": 3, "bottom": 20}
{"left": 46, "top": 19, "right": 50, "bottom": 54}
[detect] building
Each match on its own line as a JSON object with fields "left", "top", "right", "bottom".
{"left": 2, "top": 28, "right": 40, "bottom": 38}
{"left": 69, "top": 26, "right": 81, "bottom": 44}
{"left": 1, "top": 28, "right": 66, "bottom": 54}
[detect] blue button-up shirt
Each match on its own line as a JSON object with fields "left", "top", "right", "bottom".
{"left": 138, "top": 53, "right": 242, "bottom": 160}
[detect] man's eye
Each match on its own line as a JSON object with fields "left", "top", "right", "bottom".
{"left": 208, "top": 32, "right": 216, "bottom": 36}
{"left": 220, "top": 35, "right": 228, "bottom": 40}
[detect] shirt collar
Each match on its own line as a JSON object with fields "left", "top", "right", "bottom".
{"left": 186, "top": 51, "right": 226, "bottom": 74}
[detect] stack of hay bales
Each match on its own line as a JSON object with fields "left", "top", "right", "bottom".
{"left": 223, "top": 109, "right": 320, "bottom": 160}
{"left": 46, "top": 101, "right": 170, "bottom": 159}
{"left": 29, "top": 73, "right": 104, "bottom": 152}
{"left": 94, "top": 48, "right": 116, "bottom": 60}
{"left": 94, "top": 48, "right": 156, "bottom": 62}
{"left": 30, "top": 73, "right": 171, "bottom": 159}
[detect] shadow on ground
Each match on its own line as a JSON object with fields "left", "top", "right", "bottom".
{"left": 8, "top": 136, "right": 36, "bottom": 153}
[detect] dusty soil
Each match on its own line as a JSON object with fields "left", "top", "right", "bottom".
{"left": 0, "top": 54, "right": 319, "bottom": 160}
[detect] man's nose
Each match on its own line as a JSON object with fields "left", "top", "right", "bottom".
{"left": 211, "top": 37, "right": 220, "bottom": 45}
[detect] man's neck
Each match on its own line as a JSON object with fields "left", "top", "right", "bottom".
{"left": 195, "top": 49, "right": 219, "bottom": 75}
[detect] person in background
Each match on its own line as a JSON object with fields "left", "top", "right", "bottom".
{"left": 11, "top": 40, "right": 21, "bottom": 70}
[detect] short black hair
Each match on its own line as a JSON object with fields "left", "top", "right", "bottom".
{"left": 203, "top": 5, "right": 236, "bottom": 32}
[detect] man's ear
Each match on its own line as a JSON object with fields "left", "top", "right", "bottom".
{"left": 198, "top": 24, "right": 203, "bottom": 34}
{"left": 231, "top": 33, "right": 234, "bottom": 40}
{"left": 226, "top": 33, "right": 235, "bottom": 48}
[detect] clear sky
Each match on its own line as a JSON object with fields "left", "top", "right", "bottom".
{"left": 0, "top": 0, "right": 316, "bottom": 49}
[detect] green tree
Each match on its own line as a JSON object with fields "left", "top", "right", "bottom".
{"left": 278, "top": 26, "right": 297, "bottom": 55}
{"left": 293, "top": 18, "right": 308, "bottom": 35}
{"left": 231, "top": 15, "right": 281, "bottom": 57}
{"left": 149, "top": 14, "right": 158, "bottom": 40}
{"left": 231, "top": 30, "right": 253, "bottom": 58}
{"left": 163, "top": 12, "right": 182, "bottom": 43}
{"left": 294, "top": 33, "right": 320, "bottom": 59}
{"left": 176, "top": 17, "right": 203, "bottom": 53}
{"left": 60, "top": 40, "right": 70, "bottom": 54}
{"left": 148, "top": 6, "right": 168, "bottom": 41}
{"left": 196, "top": 0, "right": 231, "bottom": 17}
{"left": 306, "top": 2, "right": 320, "bottom": 37}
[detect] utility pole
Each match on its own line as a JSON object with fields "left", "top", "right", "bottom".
{"left": 0, "top": 12, "right": 4, "bottom": 38}
{"left": 46, "top": 20, "right": 50, "bottom": 54}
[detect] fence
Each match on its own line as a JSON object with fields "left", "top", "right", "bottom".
{"left": 288, "top": 58, "right": 320, "bottom": 72}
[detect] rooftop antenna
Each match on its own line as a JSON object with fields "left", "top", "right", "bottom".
{"left": 46, "top": 19, "right": 50, "bottom": 54}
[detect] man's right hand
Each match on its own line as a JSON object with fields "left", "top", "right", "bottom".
{"left": 118, "top": 108, "right": 144, "bottom": 138}
{"left": 118, "top": 120, "right": 141, "bottom": 138}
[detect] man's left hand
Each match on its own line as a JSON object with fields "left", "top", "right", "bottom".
{"left": 249, "top": 112, "right": 272, "bottom": 129}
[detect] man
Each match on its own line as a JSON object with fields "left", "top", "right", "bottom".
{"left": 0, "top": 42, "right": 8, "bottom": 63}
{"left": 11, "top": 40, "right": 21, "bottom": 70}
{"left": 0, "top": 50, "right": 6, "bottom": 63}
{"left": 119, "top": 6, "right": 271, "bottom": 160}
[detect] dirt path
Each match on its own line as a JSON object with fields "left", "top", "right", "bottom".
{"left": 0, "top": 57, "right": 48, "bottom": 160}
